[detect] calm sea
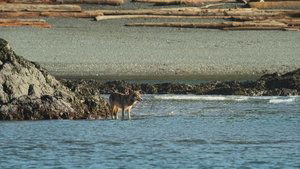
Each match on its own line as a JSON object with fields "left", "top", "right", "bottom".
{"left": 0, "top": 95, "right": 299, "bottom": 169}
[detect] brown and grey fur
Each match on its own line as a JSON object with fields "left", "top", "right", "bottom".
{"left": 108, "top": 90, "right": 142, "bottom": 120}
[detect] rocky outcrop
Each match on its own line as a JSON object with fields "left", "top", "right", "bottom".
{"left": 62, "top": 69, "right": 300, "bottom": 96}
{"left": 0, "top": 38, "right": 109, "bottom": 120}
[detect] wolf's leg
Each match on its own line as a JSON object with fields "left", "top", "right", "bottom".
{"left": 115, "top": 110, "right": 118, "bottom": 120}
{"left": 122, "top": 108, "right": 125, "bottom": 120}
{"left": 110, "top": 106, "right": 114, "bottom": 119}
{"left": 127, "top": 108, "right": 131, "bottom": 120}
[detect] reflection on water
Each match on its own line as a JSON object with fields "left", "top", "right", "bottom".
{"left": 0, "top": 95, "right": 299, "bottom": 169}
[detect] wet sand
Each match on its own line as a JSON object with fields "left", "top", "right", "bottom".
{"left": 1, "top": 3, "right": 300, "bottom": 80}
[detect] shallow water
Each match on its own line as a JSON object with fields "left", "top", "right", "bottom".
{"left": 0, "top": 95, "right": 299, "bottom": 169}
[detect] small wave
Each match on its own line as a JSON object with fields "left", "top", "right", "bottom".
{"left": 153, "top": 95, "right": 299, "bottom": 103}
{"left": 269, "top": 97, "right": 297, "bottom": 104}
{"left": 154, "top": 95, "right": 240, "bottom": 101}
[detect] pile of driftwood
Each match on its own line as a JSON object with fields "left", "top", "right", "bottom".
{"left": 0, "top": 0, "right": 124, "bottom": 27}
{"left": 0, "top": 3, "right": 104, "bottom": 27}
{"left": 94, "top": 7, "right": 300, "bottom": 31}
{"left": 0, "top": 0, "right": 299, "bottom": 30}
{"left": 131, "top": 0, "right": 300, "bottom": 9}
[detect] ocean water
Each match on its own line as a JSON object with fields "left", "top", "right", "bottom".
{"left": 0, "top": 95, "right": 299, "bottom": 169}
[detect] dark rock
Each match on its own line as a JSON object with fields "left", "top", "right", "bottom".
{"left": 154, "top": 83, "right": 194, "bottom": 94}
{"left": 61, "top": 68, "right": 300, "bottom": 96}
{"left": 63, "top": 68, "right": 300, "bottom": 96}
{"left": 141, "top": 83, "right": 157, "bottom": 94}
{"left": 0, "top": 38, "right": 109, "bottom": 120}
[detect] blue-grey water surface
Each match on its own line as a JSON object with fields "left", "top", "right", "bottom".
{"left": 0, "top": 95, "right": 299, "bottom": 169}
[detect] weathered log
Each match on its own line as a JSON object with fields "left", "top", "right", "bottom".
{"left": 274, "top": 18, "right": 300, "bottom": 26}
{"left": 0, "top": 23, "right": 51, "bottom": 28}
{"left": 6, "top": 0, "right": 54, "bottom": 3}
{"left": 0, "top": 18, "right": 51, "bottom": 28}
{"left": 101, "top": 8, "right": 284, "bottom": 17}
{"left": 222, "top": 26, "right": 286, "bottom": 30}
{"left": 0, "top": 10, "right": 102, "bottom": 18}
{"left": 249, "top": 2, "right": 300, "bottom": 9}
{"left": 56, "top": 0, "right": 124, "bottom": 5}
{"left": 0, "top": 3, "right": 81, "bottom": 12}
{"left": 125, "top": 21, "right": 288, "bottom": 29}
{"left": 132, "top": 0, "right": 235, "bottom": 6}
{"left": 0, "top": 18, "right": 45, "bottom": 23}
{"left": 0, "top": 12, "right": 41, "bottom": 17}
{"left": 239, "top": 18, "right": 300, "bottom": 25}
{"left": 249, "top": 0, "right": 300, "bottom": 2}
{"left": 283, "top": 27, "right": 300, "bottom": 31}
{"left": 41, "top": 10, "right": 103, "bottom": 17}
{"left": 233, "top": 15, "right": 291, "bottom": 21}
{"left": 95, "top": 14, "right": 233, "bottom": 21}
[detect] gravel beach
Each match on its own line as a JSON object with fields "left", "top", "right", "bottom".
{"left": 1, "top": 3, "right": 300, "bottom": 80}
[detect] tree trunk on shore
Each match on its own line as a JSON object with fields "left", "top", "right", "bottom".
{"left": 132, "top": 0, "right": 235, "bottom": 6}
{"left": 41, "top": 10, "right": 103, "bottom": 17}
{"left": 0, "top": 12, "right": 41, "bottom": 18}
{"left": 95, "top": 14, "right": 233, "bottom": 21}
{"left": 0, "top": 3, "right": 81, "bottom": 12}
{"left": 100, "top": 8, "right": 285, "bottom": 17}
{"left": 125, "top": 21, "right": 288, "bottom": 29}
{"left": 248, "top": 0, "right": 300, "bottom": 1}
{"left": 55, "top": 0, "right": 124, "bottom": 5}
{"left": 5, "top": 0, "right": 55, "bottom": 3}
{"left": 248, "top": 2, "right": 300, "bottom": 9}
{"left": 0, "top": 10, "right": 102, "bottom": 18}
{"left": 0, "top": 18, "right": 51, "bottom": 28}
{"left": 4, "top": 0, "right": 124, "bottom": 5}
{"left": 222, "top": 26, "right": 286, "bottom": 30}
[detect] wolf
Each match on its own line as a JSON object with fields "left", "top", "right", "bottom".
{"left": 108, "top": 90, "right": 143, "bottom": 120}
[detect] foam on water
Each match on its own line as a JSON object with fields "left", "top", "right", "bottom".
{"left": 269, "top": 97, "right": 297, "bottom": 104}
{"left": 153, "top": 95, "right": 299, "bottom": 103}
{"left": 154, "top": 95, "right": 228, "bottom": 101}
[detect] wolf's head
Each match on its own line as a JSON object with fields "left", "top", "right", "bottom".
{"left": 129, "top": 90, "right": 143, "bottom": 102}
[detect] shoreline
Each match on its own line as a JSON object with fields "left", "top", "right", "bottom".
{"left": 55, "top": 74, "right": 260, "bottom": 82}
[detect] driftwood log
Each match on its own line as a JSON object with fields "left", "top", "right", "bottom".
{"left": 0, "top": 18, "right": 51, "bottom": 28}
{"left": 125, "top": 20, "right": 290, "bottom": 30}
{"left": 3, "top": 0, "right": 124, "bottom": 5}
{"left": 132, "top": 0, "right": 235, "bottom": 6}
{"left": 55, "top": 0, "right": 124, "bottom": 5}
{"left": 248, "top": 2, "right": 300, "bottom": 9}
{"left": 4, "top": 0, "right": 54, "bottom": 4}
{"left": 0, "top": 3, "right": 82, "bottom": 12}
{"left": 248, "top": 0, "right": 300, "bottom": 2}
{"left": 95, "top": 14, "right": 234, "bottom": 21}
{"left": 100, "top": 8, "right": 286, "bottom": 17}
{"left": 222, "top": 27, "right": 287, "bottom": 30}
{"left": 41, "top": 10, "right": 103, "bottom": 17}
{"left": 0, "top": 10, "right": 103, "bottom": 18}
{"left": 5, "top": 0, "right": 54, "bottom": 3}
